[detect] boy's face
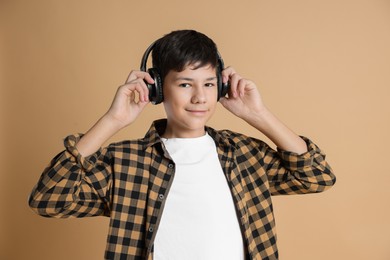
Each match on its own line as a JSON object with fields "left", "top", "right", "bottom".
{"left": 162, "top": 63, "right": 218, "bottom": 138}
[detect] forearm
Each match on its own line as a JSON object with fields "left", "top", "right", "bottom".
{"left": 244, "top": 107, "right": 308, "bottom": 154}
{"left": 76, "top": 114, "right": 123, "bottom": 157}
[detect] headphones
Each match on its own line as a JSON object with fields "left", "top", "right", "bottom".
{"left": 140, "top": 41, "right": 229, "bottom": 105}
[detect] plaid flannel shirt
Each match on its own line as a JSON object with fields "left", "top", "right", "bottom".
{"left": 29, "top": 119, "right": 336, "bottom": 259}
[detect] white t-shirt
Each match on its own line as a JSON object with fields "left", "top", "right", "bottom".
{"left": 154, "top": 133, "right": 245, "bottom": 260}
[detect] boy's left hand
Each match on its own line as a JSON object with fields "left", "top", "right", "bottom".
{"left": 219, "top": 67, "right": 266, "bottom": 121}
{"left": 220, "top": 67, "right": 308, "bottom": 154}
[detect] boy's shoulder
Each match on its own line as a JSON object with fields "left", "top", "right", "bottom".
{"left": 105, "top": 138, "right": 150, "bottom": 155}
{"left": 206, "top": 126, "right": 268, "bottom": 150}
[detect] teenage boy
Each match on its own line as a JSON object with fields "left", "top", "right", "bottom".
{"left": 29, "top": 30, "right": 336, "bottom": 260}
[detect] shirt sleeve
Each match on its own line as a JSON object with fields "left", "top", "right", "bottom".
{"left": 28, "top": 134, "right": 112, "bottom": 218}
{"left": 263, "top": 136, "right": 336, "bottom": 195}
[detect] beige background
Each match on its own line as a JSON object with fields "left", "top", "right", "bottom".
{"left": 1, "top": 0, "right": 390, "bottom": 259}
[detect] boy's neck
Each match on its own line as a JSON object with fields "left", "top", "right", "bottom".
{"left": 162, "top": 124, "right": 206, "bottom": 139}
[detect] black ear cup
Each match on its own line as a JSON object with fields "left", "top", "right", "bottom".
{"left": 217, "top": 69, "right": 224, "bottom": 100}
{"left": 216, "top": 67, "right": 230, "bottom": 100}
{"left": 147, "top": 68, "right": 163, "bottom": 105}
{"left": 140, "top": 41, "right": 163, "bottom": 105}
{"left": 218, "top": 81, "right": 229, "bottom": 100}
{"left": 216, "top": 52, "right": 230, "bottom": 100}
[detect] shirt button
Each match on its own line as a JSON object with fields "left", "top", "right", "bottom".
{"left": 158, "top": 194, "right": 165, "bottom": 200}
{"left": 168, "top": 163, "right": 174, "bottom": 169}
{"left": 148, "top": 226, "right": 153, "bottom": 232}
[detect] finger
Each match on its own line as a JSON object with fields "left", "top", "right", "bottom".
{"left": 228, "top": 72, "right": 242, "bottom": 98}
{"left": 125, "top": 70, "right": 155, "bottom": 85}
{"left": 129, "top": 89, "right": 135, "bottom": 101}
{"left": 219, "top": 96, "right": 228, "bottom": 108}
{"left": 132, "top": 80, "right": 149, "bottom": 102}
{"left": 237, "top": 78, "right": 248, "bottom": 97}
{"left": 120, "top": 79, "right": 150, "bottom": 102}
{"left": 127, "top": 71, "right": 154, "bottom": 101}
{"left": 222, "top": 66, "right": 236, "bottom": 83}
{"left": 218, "top": 97, "right": 235, "bottom": 114}
{"left": 128, "top": 87, "right": 150, "bottom": 107}
{"left": 137, "top": 97, "right": 150, "bottom": 109}
{"left": 143, "top": 73, "right": 155, "bottom": 85}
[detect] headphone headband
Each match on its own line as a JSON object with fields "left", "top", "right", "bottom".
{"left": 140, "top": 41, "right": 156, "bottom": 72}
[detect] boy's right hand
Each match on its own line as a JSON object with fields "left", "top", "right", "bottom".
{"left": 75, "top": 71, "right": 154, "bottom": 157}
{"left": 104, "top": 70, "right": 154, "bottom": 130}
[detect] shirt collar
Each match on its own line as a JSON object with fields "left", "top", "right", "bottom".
{"left": 142, "top": 119, "right": 166, "bottom": 149}
{"left": 142, "top": 119, "right": 236, "bottom": 151}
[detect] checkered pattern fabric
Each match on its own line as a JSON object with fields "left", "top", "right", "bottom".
{"left": 29, "top": 119, "right": 335, "bottom": 259}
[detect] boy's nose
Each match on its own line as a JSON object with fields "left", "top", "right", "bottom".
{"left": 191, "top": 86, "right": 206, "bottom": 104}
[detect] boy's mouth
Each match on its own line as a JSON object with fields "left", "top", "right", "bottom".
{"left": 185, "top": 109, "right": 208, "bottom": 114}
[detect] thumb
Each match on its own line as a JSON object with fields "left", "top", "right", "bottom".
{"left": 219, "top": 97, "right": 230, "bottom": 110}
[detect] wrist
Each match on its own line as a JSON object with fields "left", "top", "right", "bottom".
{"left": 75, "top": 115, "right": 123, "bottom": 157}
{"left": 244, "top": 107, "right": 308, "bottom": 154}
{"left": 242, "top": 105, "right": 271, "bottom": 131}
{"left": 101, "top": 112, "right": 129, "bottom": 132}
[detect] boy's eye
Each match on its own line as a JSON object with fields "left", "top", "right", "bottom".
{"left": 205, "top": 83, "right": 215, "bottom": 88}
{"left": 179, "top": 83, "right": 191, "bottom": 88}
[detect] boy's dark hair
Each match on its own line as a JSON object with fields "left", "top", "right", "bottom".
{"left": 152, "top": 30, "right": 219, "bottom": 82}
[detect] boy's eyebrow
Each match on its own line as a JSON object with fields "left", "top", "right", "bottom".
{"left": 174, "top": 76, "right": 217, "bottom": 81}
